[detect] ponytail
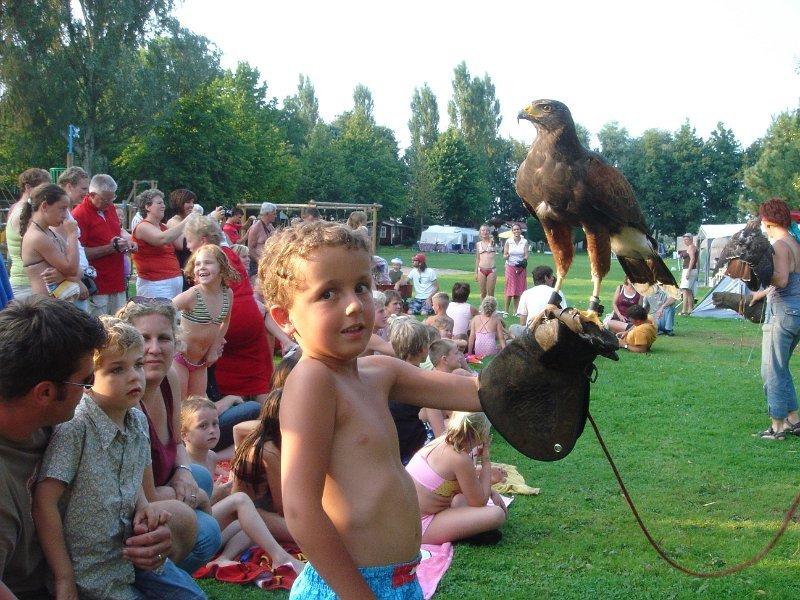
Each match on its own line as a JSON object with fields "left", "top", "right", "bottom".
{"left": 20, "top": 183, "right": 67, "bottom": 237}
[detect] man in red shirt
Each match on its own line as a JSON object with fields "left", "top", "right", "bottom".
{"left": 222, "top": 207, "right": 252, "bottom": 245}
{"left": 71, "top": 174, "right": 138, "bottom": 316}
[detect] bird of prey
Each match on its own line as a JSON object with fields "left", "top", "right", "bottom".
{"left": 516, "top": 99, "right": 678, "bottom": 319}
{"left": 715, "top": 219, "right": 774, "bottom": 292}
{"left": 711, "top": 291, "right": 766, "bottom": 323}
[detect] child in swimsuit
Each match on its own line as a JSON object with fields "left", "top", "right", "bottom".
{"left": 258, "top": 221, "right": 482, "bottom": 599}
{"left": 468, "top": 296, "right": 506, "bottom": 357}
{"left": 406, "top": 411, "right": 508, "bottom": 544}
{"left": 180, "top": 395, "right": 306, "bottom": 575}
{"left": 172, "top": 245, "right": 239, "bottom": 398}
{"left": 475, "top": 224, "right": 497, "bottom": 300}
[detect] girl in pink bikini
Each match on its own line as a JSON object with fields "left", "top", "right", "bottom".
{"left": 406, "top": 412, "right": 508, "bottom": 544}
{"left": 467, "top": 296, "right": 506, "bottom": 357}
{"left": 172, "top": 245, "right": 239, "bottom": 398}
{"left": 475, "top": 224, "right": 497, "bottom": 301}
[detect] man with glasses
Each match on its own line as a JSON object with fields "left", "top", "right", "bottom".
{"left": 72, "top": 174, "right": 138, "bottom": 316}
{"left": 0, "top": 297, "right": 174, "bottom": 598}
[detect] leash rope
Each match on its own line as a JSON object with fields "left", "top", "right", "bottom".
{"left": 587, "top": 411, "right": 800, "bottom": 577}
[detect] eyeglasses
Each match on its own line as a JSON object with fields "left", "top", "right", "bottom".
{"left": 60, "top": 373, "right": 95, "bottom": 391}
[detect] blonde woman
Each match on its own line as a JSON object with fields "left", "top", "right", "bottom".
{"left": 475, "top": 224, "right": 497, "bottom": 301}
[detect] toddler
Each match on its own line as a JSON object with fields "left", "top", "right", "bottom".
{"left": 180, "top": 396, "right": 305, "bottom": 574}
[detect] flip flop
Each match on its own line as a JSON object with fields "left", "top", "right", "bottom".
{"left": 191, "top": 563, "right": 219, "bottom": 579}
{"left": 257, "top": 564, "right": 299, "bottom": 590}
{"left": 215, "top": 562, "right": 271, "bottom": 583}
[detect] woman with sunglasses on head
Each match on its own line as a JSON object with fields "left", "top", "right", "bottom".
{"left": 750, "top": 198, "right": 800, "bottom": 441}
{"left": 117, "top": 298, "right": 222, "bottom": 573}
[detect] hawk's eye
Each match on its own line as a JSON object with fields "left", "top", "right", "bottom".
{"left": 541, "top": 104, "right": 552, "bottom": 112}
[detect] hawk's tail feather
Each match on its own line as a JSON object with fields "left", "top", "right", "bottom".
{"left": 617, "top": 255, "right": 680, "bottom": 299}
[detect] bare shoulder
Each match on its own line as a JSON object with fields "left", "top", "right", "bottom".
{"left": 172, "top": 288, "right": 196, "bottom": 311}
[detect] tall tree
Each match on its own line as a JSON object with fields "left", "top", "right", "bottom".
{"left": 427, "top": 128, "right": 487, "bottom": 227}
{"left": 703, "top": 123, "right": 743, "bottom": 222}
{"left": 408, "top": 84, "right": 440, "bottom": 154}
{"left": 743, "top": 108, "right": 800, "bottom": 208}
{"left": 0, "top": 0, "right": 192, "bottom": 174}
{"left": 281, "top": 74, "right": 319, "bottom": 155}
{"left": 352, "top": 84, "right": 375, "bottom": 122}
{"left": 114, "top": 63, "right": 299, "bottom": 203}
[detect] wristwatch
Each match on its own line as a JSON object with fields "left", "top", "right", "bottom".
{"left": 623, "top": 344, "right": 629, "bottom": 350}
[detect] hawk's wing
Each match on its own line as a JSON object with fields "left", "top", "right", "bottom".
{"left": 583, "top": 155, "right": 649, "bottom": 234}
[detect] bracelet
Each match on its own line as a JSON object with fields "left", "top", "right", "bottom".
{"left": 112, "top": 237, "right": 121, "bottom": 252}
{"left": 177, "top": 464, "right": 193, "bottom": 474}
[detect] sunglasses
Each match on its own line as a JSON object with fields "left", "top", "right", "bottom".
{"left": 61, "top": 372, "right": 95, "bottom": 391}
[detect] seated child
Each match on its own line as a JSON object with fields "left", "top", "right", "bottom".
{"left": 33, "top": 317, "right": 204, "bottom": 599}
{"left": 383, "top": 288, "right": 404, "bottom": 319}
{"left": 609, "top": 304, "right": 657, "bottom": 353}
{"left": 406, "top": 412, "right": 508, "bottom": 545}
{"left": 231, "top": 389, "right": 295, "bottom": 543}
{"left": 180, "top": 396, "right": 305, "bottom": 574}
{"left": 422, "top": 292, "right": 450, "bottom": 326}
{"left": 259, "top": 221, "right": 482, "bottom": 598}
{"left": 388, "top": 316, "right": 432, "bottom": 463}
{"left": 362, "top": 290, "right": 396, "bottom": 357}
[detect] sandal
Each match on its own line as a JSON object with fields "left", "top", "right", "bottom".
{"left": 784, "top": 420, "right": 800, "bottom": 436}
{"left": 753, "top": 427, "right": 786, "bottom": 440}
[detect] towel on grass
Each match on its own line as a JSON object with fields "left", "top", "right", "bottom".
{"left": 491, "top": 462, "right": 540, "bottom": 495}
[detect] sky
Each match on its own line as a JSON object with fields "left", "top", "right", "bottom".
{"left": 174, "top": 0, "right": 799, "bottom": 151}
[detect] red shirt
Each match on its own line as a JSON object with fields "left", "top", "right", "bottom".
{"left": 131, "top": 222, "right": 181, "bottom": 281}
{"left": 72, "top": 195, "right": 126, "bottom": 294}
{"left": 223, "top": 222, "right": 241, "bottom": 244}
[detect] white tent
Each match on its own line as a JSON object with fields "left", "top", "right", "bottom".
{"left": 418, "top": 225, "right": 480, "bottom": 253}
{"left": 690, "top": 275, "right": 746, "bottom": 319}
{"left": 691, "top": 223, "right": 748, "bottom": 286}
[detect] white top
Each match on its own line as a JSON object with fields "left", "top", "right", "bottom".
{"left": 409, "top": 267, "right": 438, "bottom": 300}
{"left": 446, "top": 302, "right": 473, "bottom": 337}
{"left": 506, "top": 238, "right": 527, "bottom": 265}
{"left": 516, "top": 285, "right": 567, "bottom": 324}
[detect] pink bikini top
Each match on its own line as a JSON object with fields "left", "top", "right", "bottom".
{"left": 406, "top": 444, "right": 460, "bottom": 498}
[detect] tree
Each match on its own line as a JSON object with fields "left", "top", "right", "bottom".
{"left": 744, "top": 108, "right": 800, "bottom": 208}
{"left": 352, "top": 84, "right": 375, "bottom": 122}
{"left": 114, "top": 63, "right": 299, "bottom": 203}
{"left": 427, "top": 128, "right": 488, "bottom": 227}
{"left": 281, "top": 74, "right": 319, "bottom": 155}
{"left": 408, "top": 84, "right": 440, "bottom": 154}
{"left": 703, "top": 123, "right": 743, "bottom": 222}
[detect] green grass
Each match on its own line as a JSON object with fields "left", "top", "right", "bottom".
{"left": 200, "top": 252, "right": 800, "bottom": 599}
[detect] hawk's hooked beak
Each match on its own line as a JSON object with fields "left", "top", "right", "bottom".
{"left": 518, "top": 105, "right": 537, "bottom": 123}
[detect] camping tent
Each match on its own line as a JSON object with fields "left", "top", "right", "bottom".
{"left": 418, "top": 225, "right": 480, "bottom": 253}
{"left": 690, "top": 275, "right": 746, "bottom": 319}
{"left": 689, "top": 223, "right": 748, "bottom": 286}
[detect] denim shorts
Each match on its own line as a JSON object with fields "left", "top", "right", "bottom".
{"left": 290, "top": 556, "right": 423, "bottom": 599}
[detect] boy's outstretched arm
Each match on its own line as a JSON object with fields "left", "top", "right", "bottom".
{"left": 376, "top": 355, "right": 481, "bottom": 414}
{"left": 32, "top": 478, "right": 77, "bottom": 600}
{"left": 281, "top": 361, "right": 376, "bottom": 599}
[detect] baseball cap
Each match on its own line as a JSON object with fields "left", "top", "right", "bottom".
{"left": 391, "top": 257, "right": 403, "bottom": 265}
{"left": 412, "top": 253, "right": 426, "bottom": 262}
{"left": 682, "top": 233, "right": 693, "bottom": 239}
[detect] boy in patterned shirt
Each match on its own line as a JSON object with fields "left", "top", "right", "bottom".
{"left": 32, "top": 317, "right": 204, "bottom": 599}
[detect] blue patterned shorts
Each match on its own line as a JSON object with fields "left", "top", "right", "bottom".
{"left": 290, "top": 556, "right": 423, "bottom": 599}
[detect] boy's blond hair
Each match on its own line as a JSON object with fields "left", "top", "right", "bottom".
{"left": 259, "top": 221, "right": 370, "bottom": 309}
{"left": 431, "top": 314, "right": 454, "bottom": 333}
{"left": 95, "top": 316, "right": 144, "bottom": 368}
{"left": 445, "top": 411, "right": 491, "bottom": 453}
{"left": 432, "top": 292, "right": 449, "bottom": 311}
{"left": 372, "top": 290, "right": 386, "bottom": 307}
{"left": 180, "top": 395, "right": 218, "bottom": 433}
{"left": 388, "top": 316, "right": 429, "bottom": 360}
{"left": 428, "top": 338, "right": 457, "bottom": 368}
{"left": 230, "top": 244, "right": 250, "bottom": 260}
{"left": 424, "top": 324, "right": 441, "bottom": 345}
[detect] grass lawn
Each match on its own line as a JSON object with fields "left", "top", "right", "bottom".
{"left": 199, "top": 251, "right": 800, "bottom": 599}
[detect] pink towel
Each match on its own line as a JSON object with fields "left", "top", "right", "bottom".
{"left": 417, "top": 543, "right": 454, "bottom": 600}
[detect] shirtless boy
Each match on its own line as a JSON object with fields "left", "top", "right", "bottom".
{"left": 259, "top": 222, "right": 482, "bottom": 599}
